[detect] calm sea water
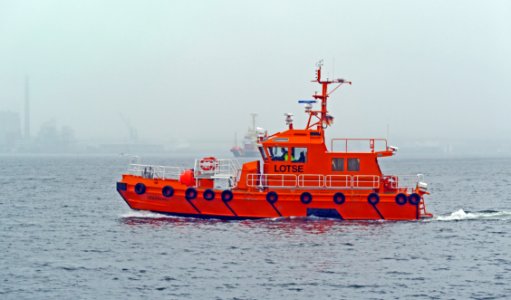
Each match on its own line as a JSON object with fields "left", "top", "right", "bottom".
{"left": 1, "top": 154, "right": 511, "bottom": 299}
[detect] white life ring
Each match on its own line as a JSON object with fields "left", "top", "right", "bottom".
{"left": 199, "top": 157, "right": 217, "bottom": 172}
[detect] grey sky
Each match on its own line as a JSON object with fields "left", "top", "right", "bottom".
{"left": 1, "top": 0, "right": 510, "bottom": 146}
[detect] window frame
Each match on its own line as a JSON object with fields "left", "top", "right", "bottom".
{"left": 332, "top": 158, "right": 345, "bottom": 171}
{"left": 258, "top": 146, "right": 267, "bottom": 161}
{"left": 291, "top": 147, "right": 307, "bottom": 163}
{"left": 268, "top": 146, "right": 290, "bottom": 162}
{"left": 347, "top": 158, "right": 360, "bottom": 171}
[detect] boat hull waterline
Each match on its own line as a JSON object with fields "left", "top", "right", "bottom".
{"left": 117, "top": 178, "right": 427, "bottom": 220}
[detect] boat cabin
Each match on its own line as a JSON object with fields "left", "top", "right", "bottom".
{"left": 259, "top": 130, "right": 394, "bottom": 177}
{"left": 236, "top": 62, "right": 398, "bottom": 191}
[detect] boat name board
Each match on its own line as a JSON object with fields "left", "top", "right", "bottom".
{"left": 273, "top": 165, "right": 304, "bottom": 173}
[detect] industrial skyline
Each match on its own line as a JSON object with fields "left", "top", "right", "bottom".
{"left": 1, "top": 74, "right": 511, "bottom": 156}
{"left": 1, "top": 0, "right": 510, "bottom": 155}
{"left": 24, "top": 76, "right": 30, "bottom": 139}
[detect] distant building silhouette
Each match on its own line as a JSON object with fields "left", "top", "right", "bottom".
{"left": 0, "top": 111, "right": 22, "bottom": 152}
{"left": 24, "top": 76, "right": 30, "bottom": 139}
{"left": 34, "top": 119, "right": 76, "bottom": 152}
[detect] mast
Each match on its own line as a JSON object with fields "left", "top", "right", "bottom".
{"left": 304, "top": 61, "right": 351, "bottom": 135}
{"left": 313, "top": 61, "right": 351, "bottom": 132}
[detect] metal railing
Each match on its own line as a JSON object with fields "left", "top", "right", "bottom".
{"left": 194, "top": 157, "right": 241, "bottom": 188}
{"left": 298, "top": 174, "right": 324, "bottom": 188}
{"left": 324, "top": 175, "right": 351, "bottom": 188}
{"left": 128, "top": 164, "right": 184, "bottom": 180}
{"left": 247, "top": 174, "right": 297, "bottom": 188}
{"left": 247, "top": 174, "right": 381, "bottom": 189}
{"left": 383, "top": 174, "right": 425, "bottom": 193}
{"left": 352, "top": 175, "right": 380, "bottom": 189}
{"left": 247, "top": 173, "right": 424, "bottom": 190}
{"left": 330, "top": 138, "right": 389, "bottom": 153}
{"left": 194, "top": 158, "right": 242, "bottom": 181}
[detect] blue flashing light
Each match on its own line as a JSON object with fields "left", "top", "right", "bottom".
{"left": 298, "top": 100, "right": 317, "bottom": 104}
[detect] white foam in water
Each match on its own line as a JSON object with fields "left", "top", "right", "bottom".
{"left": 120, "top": 210, "right": 171, "bottom": 219}
{"left": 435, "top": 209, "right": 511, "bottom": 221}
{"left": 120, "top": 209, "right": 511, "bottom": 221}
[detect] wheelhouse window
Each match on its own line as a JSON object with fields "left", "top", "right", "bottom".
{"left": 258, "top": 146, "right": 267, "bottom": 160}
{"left": 347, "top": 158, "right": 360, "bottom": 171}
{"left": 332, "top": 158, "right": 344, "bottom": 171}
{"left": 268, "top": 146, "right": 289, "bottom": 161}
{"left": 291, "top": 147, "right": 307, "bottom": 163}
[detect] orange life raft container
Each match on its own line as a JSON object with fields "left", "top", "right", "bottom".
{"left": 117, "top": 63, "right": 433, "bottom": 220}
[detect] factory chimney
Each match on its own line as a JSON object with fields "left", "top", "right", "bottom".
{"left": 24, "top": 76, "right": 30, "bottom": 139}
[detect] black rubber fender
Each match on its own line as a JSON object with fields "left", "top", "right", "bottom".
{"left": 395, "top": 193, "right": 407, "bottom": 205}
{"left": 333, "top": 192, "right": 346, "bottom": 205}
{"left": 203, "top": 189, "right": 215, "bottom": 201}
{"left": 134, "top": 183, "right": 146, "bottom": 195}
{"left": 162, "top": 185, "right": 174, "bottom": 198}
{"left": 266, "top": 191, "right": 278, "bottom": 204}
{"left": 367, "top": 193, "right": 380, "bottom": 205}
{"left": 185, "top": 187, "right": 197, "bottom": 200}
{"left": 300, "top": 192, "right": 312, "bottom": 204}
{"left": 221, "top": 190, "right": 234, "bottom": 202}
{"left": 408, "top": 193, "right": 421, "bottom": 205}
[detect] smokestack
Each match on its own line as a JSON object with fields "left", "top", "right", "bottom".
{"left": 24, "top": 76, "right": 30, "bottom": 139}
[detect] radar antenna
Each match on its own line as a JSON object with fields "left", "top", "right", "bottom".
{"left": 302, "top": 61, "right": 351, "bottom": 134}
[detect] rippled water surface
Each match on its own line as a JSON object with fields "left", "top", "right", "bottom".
{"left": 1, "top": 155, "right": 511, "bottom": 299}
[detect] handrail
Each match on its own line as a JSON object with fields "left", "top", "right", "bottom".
{"left": 247, "top": 173, "right": 424, "bottom": 190}
{"left": 384, "top": 174, "right": 425, "bottom": 193}
{"left": 247, "top": 174, "right": 297, "bottom": 188}
{"left": 352, "top": 175, "right": 380, "bottom": 189}
{"left": 330, "top": 138, "right": 389, "bottom": 153}
{"left": 298, "top": 174, "right": 324, "bottom": 187}
{"left": 128, "top": 164, "right": 183, "bottom": 180}
{"left": 194, "top": 159, "right": 241, "bottom": 181}
{"left": 325, "top": 175, "right": 351, "bottom": 188}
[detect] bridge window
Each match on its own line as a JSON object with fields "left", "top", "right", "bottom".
{"left": 348, "top": 158, "right": 360, "bottom": 171}
{"left": 291, "top": 147, "right": 307, "bottom": 163}
{"left": 268, "top": 146, "right": 289, "bottom": 161}
{"left": 332, "top": 158, "right": 344, "bottom": 171}
{"left": 258, "top": 146, "right": 267, "bottom": 160}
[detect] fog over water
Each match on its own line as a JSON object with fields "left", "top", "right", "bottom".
{"left": 2, "top": 3, "right": 511, "bottom": 299}
{"left": 1, "top": 0, "right": 510, "bottom": 155}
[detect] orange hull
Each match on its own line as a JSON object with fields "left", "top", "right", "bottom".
{"left": 117, "top": 176, "right": 428, "bottom": 220}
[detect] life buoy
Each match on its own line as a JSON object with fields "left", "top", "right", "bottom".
{"left": 135, "top": 183, "right": 146, "bottom": 195}
{"left": 203, "top": 189, "right": 215, "bottom": 201}
{"left": 395, "top": 193, "right": 407, "bottom": 205}
{"left": 333, "top": 192, "right": 345, "bottom": 205}
{"left": 368, "top": 193, "right": 379, "bottom": 205}
{"left": 162, "top": 185, "right": 174, "bottom": 198}
{"left": 185, "top": 187, "right": 197, "bottom": 200}
{"left": 408, "top": 193, "right": 421, "bottom": 205}
{"left": 266, "top": 191, "right": 278, "bottom": 204}
{"left": 221, "top": 190, "right": 233, "bottom": 202}
{"left": 300, "top": 192, "right": 312, "bottom": 204}
{"left": 199, "top": 157, "right": 217, "bottom": 172}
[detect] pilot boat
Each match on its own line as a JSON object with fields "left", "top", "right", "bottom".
{"left": 116, "top": 63, "right": 432, "bottom": 220}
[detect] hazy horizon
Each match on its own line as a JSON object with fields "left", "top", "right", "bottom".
{"left": 1, "top": 0, "right": 510, "bottom": 152}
